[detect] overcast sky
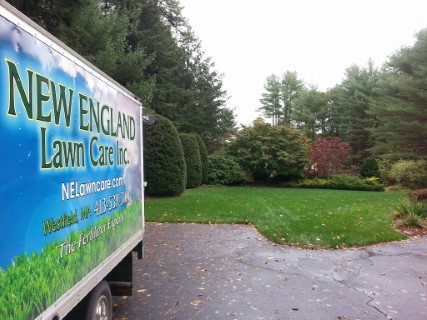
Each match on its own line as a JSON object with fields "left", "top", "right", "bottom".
{"left": 179, "top": 0, "right": 427, "bottom": 125}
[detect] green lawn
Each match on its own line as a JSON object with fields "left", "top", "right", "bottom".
{"left": 145, "top": 187, "right": 407, "bottom": 248}
{"left": 0, "top": 202, "right": 142, "bottom": 320}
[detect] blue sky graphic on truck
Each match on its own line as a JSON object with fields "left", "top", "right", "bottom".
{"left": 0, "top": 16, "right": 142, "bottom": 268}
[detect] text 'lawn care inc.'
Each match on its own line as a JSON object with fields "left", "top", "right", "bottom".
{"left": 6, "top": 59, "right": 135, "bottom": 170}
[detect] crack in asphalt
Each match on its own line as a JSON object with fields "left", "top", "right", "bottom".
{"left": 113, "top": 223, "right": 427, "bottom": 320}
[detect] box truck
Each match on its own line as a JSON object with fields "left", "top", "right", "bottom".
{"left": 0, "top": 1, "right": 147, "bottom": 319}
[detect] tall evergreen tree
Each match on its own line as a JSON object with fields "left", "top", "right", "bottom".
{"left": 213, "top": 107, "right": 238, "bottom": 152}
{"left": 280, "top": 71, "right": 304, "bottom": 126}
{"left": 259, "top": 74, "right": 281, "bottom": 126}
{"left": 370, "top": 29, "right": 427, "bottom": 159}
{"left": 7, "top": 0, "right": 78, "bottom": 33}
{"left": 135, "top": 0, "right": 233, "bottom": 150}
{"left": 328, "top": 62, "right": 378, "bottom": 164}
{"left": 259, "top": 72, "right": 304, "bottom": 126}
{"left": 135, "top": 0, "right": 190, "bottom": 118}
{"left": 10, "top": 0, "right": 155, "bottom": 104}
{"left": 293, "top": 86, "right": 328, "bottom": 142}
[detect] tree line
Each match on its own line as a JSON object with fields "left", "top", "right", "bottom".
{"left": 9, "top": 0, "right": 237, "bottom": 152}
{"left": 258, "top": 29, "right": 427, "bottom": 165}
{"left": 10, "top": 0, "right": 427, "bottom": 191}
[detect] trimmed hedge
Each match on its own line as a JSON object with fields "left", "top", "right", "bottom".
{"left": 288, "top": 174, "right": 385, "bottom": 191}
{"left": 194, "top": 134, "right": 209, "bottom": 184}
{"left": 207, "top": 154, "right": 247, "bottom": 186}
{"left": 180, "top": 133, "right": 202, "bottom": 188}
{"left": 143, "top": 114, "right": 186, "bottom": 196}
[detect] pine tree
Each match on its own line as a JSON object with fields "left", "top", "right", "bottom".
{"left": 259, "top": 74, "right": 281, "bottom": 126}
{"left": 293, "top": 86, "right": 328, "bottom": 141}
{"left": 280, "top": 71, "right": 304, "bottom": 126}
{"left": 329, "top": 62, "right": 378, "bottom": 164}
{"left": 370, "top": 29, "right": 427, "bottom": 159}
{"left": 259, "top": 72, "right": 304, "bottom": 126}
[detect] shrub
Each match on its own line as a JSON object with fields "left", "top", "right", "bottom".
{"left": 360, "top": 158, "right": 381, "bottom": 178}
{"left": 402, "top": 212, "right": 424, "bottom": 228}
{"left": 143, "top": 115, "right": 186, "bottom": 196}
{"left": 227, "top": 120, "right": 309, "bottom": 181}
{"left": 396, "top": 200, "right": 427, "bottom": 219}
{"left": 409, "top": 189, "right": 427, "bottom": 202}
{"left": 207, "top": 154, "right": 247, "bottom": 186}
{"left": 305, "top": 137, "right": 351, "bottom": 178}
{"left": 194, "top": 134, "right": 209, "bottom": 184}
{"left": 377, "top": 158, "right": 393, "bottom": 183}
{"left": 290, "top": 174, "right": 385, "bottom": 191}
{"left": 180, "top": 133, "right": 202, "bottom": 188}
{"left": 385, "top": 185, "right": 411, "bottom": 192}
{"left": 395, "top": 199, "right": 427, "bottom": 227}
{"left": 388, "top": 160, "right": 427, "bottom": 189}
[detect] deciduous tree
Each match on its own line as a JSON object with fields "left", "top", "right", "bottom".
{"left": 305, "top": 137, "right": 351, "bottom": 178}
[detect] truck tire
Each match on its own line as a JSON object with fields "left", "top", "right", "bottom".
{"left": 85, "top": 280, "right": 113, "bottom": 320}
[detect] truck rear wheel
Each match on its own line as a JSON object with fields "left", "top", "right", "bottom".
{"left": 85, "top": 280, "right": 112, "bottom": 320}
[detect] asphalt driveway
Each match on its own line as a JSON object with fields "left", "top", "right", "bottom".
{"left": 113, "top": 222, "right": 427, "bottom": 320}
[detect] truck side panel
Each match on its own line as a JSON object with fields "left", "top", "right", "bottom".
{"left": 0, "top": 3, "right": 144, "bottom": 319}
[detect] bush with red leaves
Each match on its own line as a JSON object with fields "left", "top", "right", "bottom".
{"left": 409, "top": 189, "right": 427, "bottom": 201}
{"left": 305, "top": 137, "right": 351, "bottom": 178}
